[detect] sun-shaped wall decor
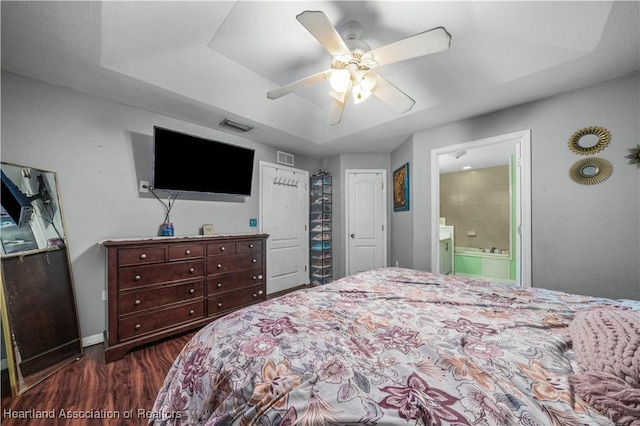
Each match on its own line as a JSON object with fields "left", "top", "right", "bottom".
{"left": 568, "top": 126, "right": 611, "bottom": 155}
{"left": 625, "top": 144, "right": 640, "bottom": 168}
{"left": 569, "top": 157, "right": 613, "bottom": 185}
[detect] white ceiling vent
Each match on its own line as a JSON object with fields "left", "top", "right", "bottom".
{"left": 277, "top": 151, "right": 294, "bottom": 167}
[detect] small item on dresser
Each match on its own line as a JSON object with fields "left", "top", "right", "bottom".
{"left": 46, "top": 237, "right": 65, "bottom": 248}
{"left": 202, "top": 224, "right": 215, "bottom": 235}
{"left": 160, "top": 222, "right": 174, "bottom": 236}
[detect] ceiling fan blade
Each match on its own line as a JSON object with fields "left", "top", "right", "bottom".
{"left": 296, "top": 11, "right": 351, "bottom": 57}
{"left": 373, "top": 75, "right": 415, "bottom": 114}
{"left": 369, "top": 26, "right": 451, "bottom": 67}
{"left": 267, "top": 69, "right": 332, "bottom": 100}
{"left": 327, "top": 97, "right": 346, "bottom": 126}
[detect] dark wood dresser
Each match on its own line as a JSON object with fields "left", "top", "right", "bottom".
{"left": 101, "top": 233, "right": 268, "bottom": 363}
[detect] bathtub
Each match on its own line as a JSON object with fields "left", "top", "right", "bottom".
{"left": 454, "top": 246, "right": 514, "bottom": 282}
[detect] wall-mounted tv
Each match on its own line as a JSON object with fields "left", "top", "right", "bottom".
{"left": 153, "top": 126, "right": 255, "bottom": 196}
{"left": 1, "top": 170, "right": 34, "bottom": 227}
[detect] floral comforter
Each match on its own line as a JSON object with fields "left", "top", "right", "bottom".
{"left": 150, "top": 267, "right": 638, "bottom": 425}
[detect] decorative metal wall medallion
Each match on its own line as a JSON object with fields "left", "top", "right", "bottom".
{"left": 569, "top": 157, "right": 612, "bottom": 185}
{"left": 625, "top": 144, "right": 640, "bottom": 168}
{"left": 568, "top": 126, "right": 611, "bottom": 155}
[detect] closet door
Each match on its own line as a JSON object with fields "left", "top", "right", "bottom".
{"left": 259, "top": 162, "right": 309, "bottom": 293}
{"left": 345, "top": 170, "right": 387, "bottom": 276}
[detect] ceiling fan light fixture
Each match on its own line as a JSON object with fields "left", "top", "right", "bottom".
{"left": 270, "top": 11, "right": 451, "bottom": 125}
{"left": 329, "top": 89, "right": 347, "bottom": 103}
{"left": 356, "top": 70, "right": 378, "bottom": 92}
{"left": 352, "top": 85, "right": 372, "bottom": 104}
{"left": 329, "top": 69, "right": 351, "bottom": 92}
{"left": 344, "top": 38, "right": 371, "bottom": 53}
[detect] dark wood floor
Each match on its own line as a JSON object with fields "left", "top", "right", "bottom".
{"left": 1, "top": 332, "right": 192, "bottom": 426}
{"left": 1, "top": 285, "right": 310, "bottom": 425}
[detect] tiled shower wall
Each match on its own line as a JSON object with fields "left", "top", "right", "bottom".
{"left": 440, "top": 165, "right": 510, "bottom": 251}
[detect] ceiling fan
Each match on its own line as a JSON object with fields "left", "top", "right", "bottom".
{"left": 267, "top": 11, "right": 452, "bottom": 125}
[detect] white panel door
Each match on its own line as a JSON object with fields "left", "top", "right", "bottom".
{"left": 346, "top": 170, "right": 386, "bottom": 275}
{"left": 260, "top": 162, "right": 308, "bottom": 293}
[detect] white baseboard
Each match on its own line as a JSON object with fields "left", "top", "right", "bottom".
{"left": 82, "top": 333, "right": 104, "bottom": 348}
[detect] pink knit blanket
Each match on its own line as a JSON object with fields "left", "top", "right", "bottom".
{"left": 569, "top": 307, "right": 640, "bottom": 425}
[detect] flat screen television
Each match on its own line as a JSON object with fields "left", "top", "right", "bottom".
{"left": 153, "top": 126, "right": 255, "bottom": 196}
{"left": 1, "top": 170, "right": 34, "bottom": 227}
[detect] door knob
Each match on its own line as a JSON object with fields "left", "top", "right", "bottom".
{"left": 350, "top": 233, "right": 355, "bottom": 238}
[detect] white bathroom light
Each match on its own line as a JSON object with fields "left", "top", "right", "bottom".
{"left": 462, "top": 166, "right": 472, "bottom": 170}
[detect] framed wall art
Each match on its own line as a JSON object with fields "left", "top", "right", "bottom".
{"left": 393, "top": 162, "right": 410, "bottom": 212}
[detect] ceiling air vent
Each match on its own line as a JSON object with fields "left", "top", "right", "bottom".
{"left": 219, "top": 118, "right": 253, "bottom": 132}
{"left": 277, "top": 151, "right": 294, "bottom": 167}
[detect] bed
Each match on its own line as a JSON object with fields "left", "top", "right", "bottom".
{"left": 150, "top": 267, "right": 639, "bottom": 425}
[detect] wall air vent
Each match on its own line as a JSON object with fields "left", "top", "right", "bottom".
{"left": 219, "top": 119, "right": 253, "bottom": 132}
{"left": 277, "top": 151, "right": 294, "bottom": 167}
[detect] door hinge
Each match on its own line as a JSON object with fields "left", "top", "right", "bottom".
{"left": 382, "top": 225, "right": 385, "bottom": 231}
{"left": 305, "top": 265, "right": 307, "bottom": 272}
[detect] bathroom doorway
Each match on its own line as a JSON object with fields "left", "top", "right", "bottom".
{"left": 430, "top": 130, "right": 531, "bottom": 286}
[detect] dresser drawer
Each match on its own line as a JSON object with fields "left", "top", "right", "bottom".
{"left": 119, "top": 300, "right": 204, "bottom": 341}
{"left": 118, "top": 246, "right": 166, "bottom": 267}
{"left": 102, "top": 234, "right": 268, "bottom": 363}
{"left": 118, "top": 280, "right": 204, "bottom": 315}
{"left": 207, "top": 285, "right": 264, "bottom": 316}
{"left": 207, "top": 241, "right": 237, "bottom": 256}
{"left": 207, "top": 252, "right": 263, "bottom": 275}
{"left": 237, "top": 239, "right": 263, "bottom": 253}
{"left": 118, "top": 260, "right": 204, "bottom": 290}
{"left": 206, "top": 271, "right": 264, "bottom": 296}
{"left": 168, "top": 244, "right": 204, "bottom": 261}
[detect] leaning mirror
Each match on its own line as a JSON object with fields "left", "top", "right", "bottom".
{"left": 0, "top": 162, "right": 82, "bottom": 396}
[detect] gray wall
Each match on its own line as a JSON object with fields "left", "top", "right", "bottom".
{"left": 1, "top": 71, "right": 321, "bottom": 341}
{"left": 396, "top": 72, "right": 639, "bottom": 300}
{"left": 2, "top": 69, "right": 638, "bottom": 350}
{"left": 390, "top": 137, "right": 414, "bottom": 269}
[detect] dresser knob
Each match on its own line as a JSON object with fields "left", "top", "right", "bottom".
{"left": 185, "top": 249, "right": 191, "bottom": 255}
{"left": 135, "top": 324, "right": 141, "bottom": 330}
{"left": 134, "top": 275, "right": 141, "bottom": 281}
{"left": 189, "top": 268, "right": 195, "bottom": 273}
{"left": 258, "top": 290, "right": 263, "bottom": 295}
{"left": 134, "top": 299, "right": 141, "bottom": 305}
{"left": 189, "top": 288, "right": 195, "bottom": 294}
{"left": 220, "top": 246, "right": 225, "bottom": 252}
{"left": 249, "top": 244, "right": 254, "bottom": 248}
{"left": 252, "top": 276, "right": 257, "bottom": 280}
{"left": 217, "top": 264, "right": 222, "bottom": 269}
{"left": 140, "top": 254, "right": 146, "bottom": 259}
{"left": 189, "top": 310, "right": 195, "bottom": 315}
{"left": 253, "top": 293, "right": 257, "bottom": 297}
{"left": 217, "top": 283, "right": 222, "bottom": 288}
{"left": 258, "top": 275, "right": 263, "bottom": 279}
{"left": 217, "top": 302, "right": 223, "bottom": 308}
{"left": 252, "top": 259, "right": 257, "bottom": 263}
